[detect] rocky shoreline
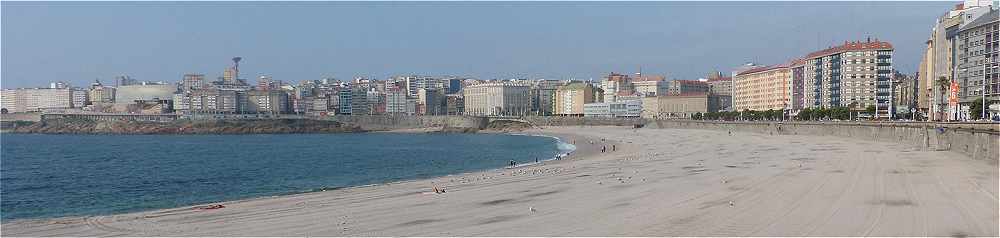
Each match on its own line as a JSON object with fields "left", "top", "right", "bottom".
{"left": 0, "top": 116, "right": 541, "bottom": 135}
{"left": 2, "top": 118, "right": 367, "bottom": 134}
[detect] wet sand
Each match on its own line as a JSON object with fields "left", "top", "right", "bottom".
{"left": 3, "top": 126, "right": 997, "bottom": 236}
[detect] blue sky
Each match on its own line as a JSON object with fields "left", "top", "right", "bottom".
{"left": 2, "top": 1, "right": 954, "bottom": 88}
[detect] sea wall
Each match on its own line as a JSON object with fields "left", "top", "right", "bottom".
{"left": 0, "top": 112, "right": 42, "bottom": 122}
{"left": 522, "top": 116, "right": 644, "bottom": 127}
{"left": 648, "top": 120, "right": 1000, "bottom": 162}
{"left": 329, "top": 115, "right": 487, "bottom": 131}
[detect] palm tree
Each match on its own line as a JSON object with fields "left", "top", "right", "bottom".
{"left": 936, "top": 76, "right": 951, "bottom": 121}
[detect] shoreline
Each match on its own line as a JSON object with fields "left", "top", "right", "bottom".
{"left": 4, "top": 126, "right": 994, "bottom": 236}
{"left": 0, "top": 127, "right": 604, "bottom": 224}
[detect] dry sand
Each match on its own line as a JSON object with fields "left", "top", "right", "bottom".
{"left": 3, "top": 126, "right": 998, "bottom": 236}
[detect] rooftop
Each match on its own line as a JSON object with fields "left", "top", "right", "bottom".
{"left": 633, "top": 75, "right": 666, "bottom": 82}
{"left": 805, "top": 40, "right": 894, "bottom": 59}
{"left": 735, "top": 63, "right": 790, "bottom": 76}
{"left": 706, "top": 76, "right": 731, "bottom": 82}
{"left": 663, "top": 92, "right": 711, "bottom": 97}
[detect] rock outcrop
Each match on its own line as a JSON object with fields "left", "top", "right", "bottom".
{"left": 6, "top": 118, "right": 365, "bottom": 134}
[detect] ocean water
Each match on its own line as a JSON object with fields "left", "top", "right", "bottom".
{"left": 0, "top": 133, "right": 569, "bottom": 221}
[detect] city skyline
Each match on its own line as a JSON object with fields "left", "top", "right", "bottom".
{"left": 3, "top": 1, "right": 953, "bottom": 88}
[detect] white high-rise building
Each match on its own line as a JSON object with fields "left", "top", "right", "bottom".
{"left": 463, "top": 82, "right": 530, "bottom": 117}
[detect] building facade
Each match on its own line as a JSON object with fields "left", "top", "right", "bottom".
{"left": 733, "top": 63, "right": 793, "bottom": 111}
{"left": 188, "top": 89, "right": 242, "bottom": 114}
{"left": 246, "top": 90, "right": 290, "bottom": 114}
{"left": 462, "top": 82, "right": 530, "bottom": 117}
{"left": 88, "top": 83, "right": 116, "bottom": 105}
{"left": 892, "top": 72, "right": 919, "bottom": 115}
{"left": 553, "top": 82, "right": 597, "bottom": 116}
{"left": 706, "top": 76, "right": 732, "bottom": 96}
{"left": 601, "top": 73, "right": 633, "bottom": 103}
{"left": 182, "top": 74, "right": 206, "bottom": 91}
{"left": 656, "top": 93, "right": 725, "bottom": 119}
{"left": 925, "top": 1, "right": 994, "bottom": 120}
{"left": 666, "top": 80, "right": 709, "bottom": 96}
{"left": 1, "top": 88, "right": 73, "bottom": 113}
{"left": 417, "top": 88, "right": 445, "bottom": 115}
{"left": 632, "top": 75, "right": 667, "bottom": 97}
{"left": 445, "top": 94, "right": 464, "bottom": 115}
{"left": 803, "top": 40, "right": 894, "bottom": 117}
{"left": 385, "top": 87, "right": 410, "bottom": 115}
{"left": 954, "top": 8, "right": 999, "bottom": 119}
{"left": 583, "top": 100, "right": 642, "bottom": 118}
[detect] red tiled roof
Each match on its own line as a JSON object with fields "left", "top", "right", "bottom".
{"left": 673, "top": 79, "right": 708, "bottom": 85}
{"left": 735, "top": 64, "right": 789, "bottom": 76}
{"left": 664, "top": 92, "right": 710, "bottom": 97}
{"left": 633, "top": 75, "right": 666, "bottom": 82}
{"left": 805, "top": 40, "right": 893, "bottom": 59}
{"left": 616, "top": 91, "right": 639, "bottom": 96}
{"left": 789, "top": 58, "right": 808, "bottom": 67}
{"left": 706, "top": 76, "right": 731, "bottom": 82}
{"left": 606, "top": 72, "right": 631, "bottom": 82}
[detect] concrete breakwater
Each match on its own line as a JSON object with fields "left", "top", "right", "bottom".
{"left": 649, "top": 120, "right": 999, "bottom": 162}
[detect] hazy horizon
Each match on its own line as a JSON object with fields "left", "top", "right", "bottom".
{"left": 2, "top": 1, "right": 955, "bottom": 88}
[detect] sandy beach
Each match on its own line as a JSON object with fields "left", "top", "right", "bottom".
{"left": 3, "top": 126, "right": 997, "bottom": 236}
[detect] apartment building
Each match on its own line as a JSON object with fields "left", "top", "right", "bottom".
{"left": 666, "top": 80, "right": 709, "bottom": 96}
{"left": 655, "top": 93, "right": 725, "bottom": 119}
{"left": 246, "top": 90, "right": 290, "bottom": 114}
{"left": 632, "top": 75, "right": 667, "bottom": 97}
{"left": 553, "top": 82, "right": 597, "bottom": 116}
{"left": 955, "top": 8, "right": 998, "bottom": 119}
{"left": 601, "top": 73, "right": 633, "bottom": 103}
{"left": 462, "top": 82, "right": 530, "bottom": 117}
{"left": 583, "top": 100, "right": 642, "bottom": 118}
{"left": 1, "top": 88, "right": 73, "bottom": 113}
{"left": 188, "top": 89, "right": 241, "bottom": 114}
{"left": 733, "top": 63, "right": 793, "bottom": 111}
{"left": 803, "top": 40, "right": 894, "bottom": 117}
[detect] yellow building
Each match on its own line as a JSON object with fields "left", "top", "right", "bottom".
{"left": 554, "top": 82, "right": 597, "bottom": 116}
{"left": 733, "top": 63, "right": 792, "bottom": 111}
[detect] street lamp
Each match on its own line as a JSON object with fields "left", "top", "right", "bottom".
{"left": 983, "top": 61, "right": 998, "bottom": 121}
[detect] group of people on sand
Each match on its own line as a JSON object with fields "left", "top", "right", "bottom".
{"left": 598, "top": 138, "right": 616, "bottom": 153}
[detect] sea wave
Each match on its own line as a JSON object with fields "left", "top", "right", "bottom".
{"left": 508, "top": 133, "right": 576, "bottom": 160}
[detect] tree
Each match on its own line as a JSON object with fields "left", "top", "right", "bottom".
{"left": 969, "top": 97, "right": 984, "bottom": 120}
{"left": 830, "top": 107, "right": 850, "bottom": 120}
{"left": 865, "top": 105, "right": 876, "bottom": 119}
{"left": 814, "top": 107, "right": 829, "bottom": 120}
{"left": 936, "top": 76, "right": 951, "bottom": 120}
{"left": 797, "top": 108, "right": 810, "bottom": 120}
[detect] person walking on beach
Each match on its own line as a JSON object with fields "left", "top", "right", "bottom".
{"left": 602, "top": 146, "right": 606, "bottom": 153}
{"left": 612, "top": 145, "right": 616, "bottom": 152}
